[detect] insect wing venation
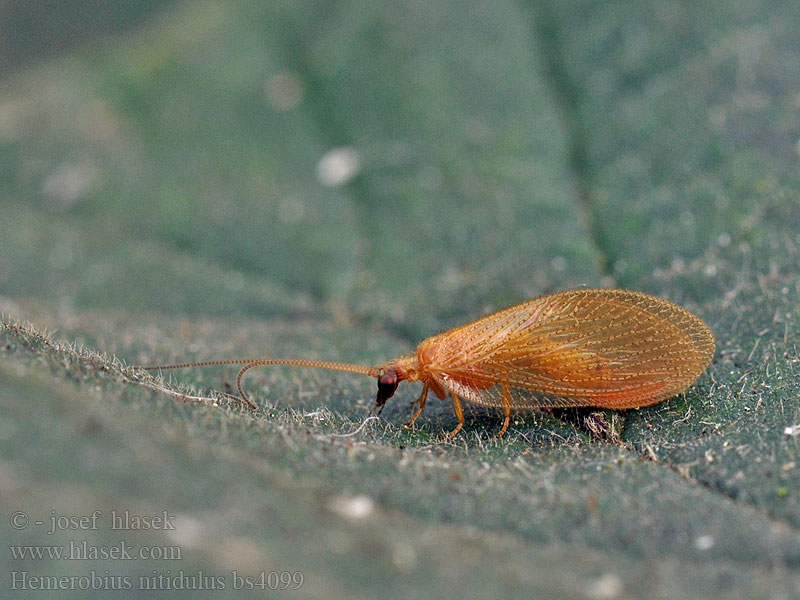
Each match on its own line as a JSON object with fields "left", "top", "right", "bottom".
{"left": 421, "top": 289, "right": 714, "bottom": 410}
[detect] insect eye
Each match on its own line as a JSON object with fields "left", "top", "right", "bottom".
{"left": 376, "top": 373, "right": 398, "bottom": 404}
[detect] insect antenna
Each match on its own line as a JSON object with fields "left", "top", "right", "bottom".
{"left": 135, "top": 359, "right": 381, "bottom": 411}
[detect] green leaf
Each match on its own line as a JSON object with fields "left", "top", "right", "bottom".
{"left": 2, "top": 1, "right": 799, "bottom": 596}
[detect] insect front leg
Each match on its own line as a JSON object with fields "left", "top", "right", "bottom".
{"left": 443, "top": 393, "right": 465, "bottom": 439}
{"left": 405, "top": 383, "right": 429, "bottom": 429}
{"left": 495, "top": 383, "right": 512, "bottom": 438}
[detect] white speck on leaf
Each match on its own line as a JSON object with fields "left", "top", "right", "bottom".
{"left": 327, "top": 494, "right": 374, "bottom": 520}
{"left": 317, "top": 147, "right": 361, "bottom": 187}
{"left": 695, "top": 534, "right": 715, "bottom": 550}
{"left": 587, "top": 573, "right": 623, "bottom": 599}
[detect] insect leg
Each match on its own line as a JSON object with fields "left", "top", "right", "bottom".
{"left": 443, "top": 393, "right": 465, "bottom": 439}
{"left": 405, "top": 383, "right": 429, "bottom": 429}
{"left": 495, "top": 383, "right": 512, "bottom": 438}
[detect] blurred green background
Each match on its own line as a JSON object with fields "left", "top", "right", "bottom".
{"left": 2, "top": 1, "right": 800, "bottom": 598}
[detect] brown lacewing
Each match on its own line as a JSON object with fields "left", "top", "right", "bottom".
{"left": 138, "top": 289, "right": 715, "bottom": 438}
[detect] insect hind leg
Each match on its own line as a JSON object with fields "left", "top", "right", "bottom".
{"left": 494, "top": 383, "right": 512, "bottom": 438}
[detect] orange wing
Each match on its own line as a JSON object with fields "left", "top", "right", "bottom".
{"left": 416, "top": 289, "right": 715, "bottom": 409}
